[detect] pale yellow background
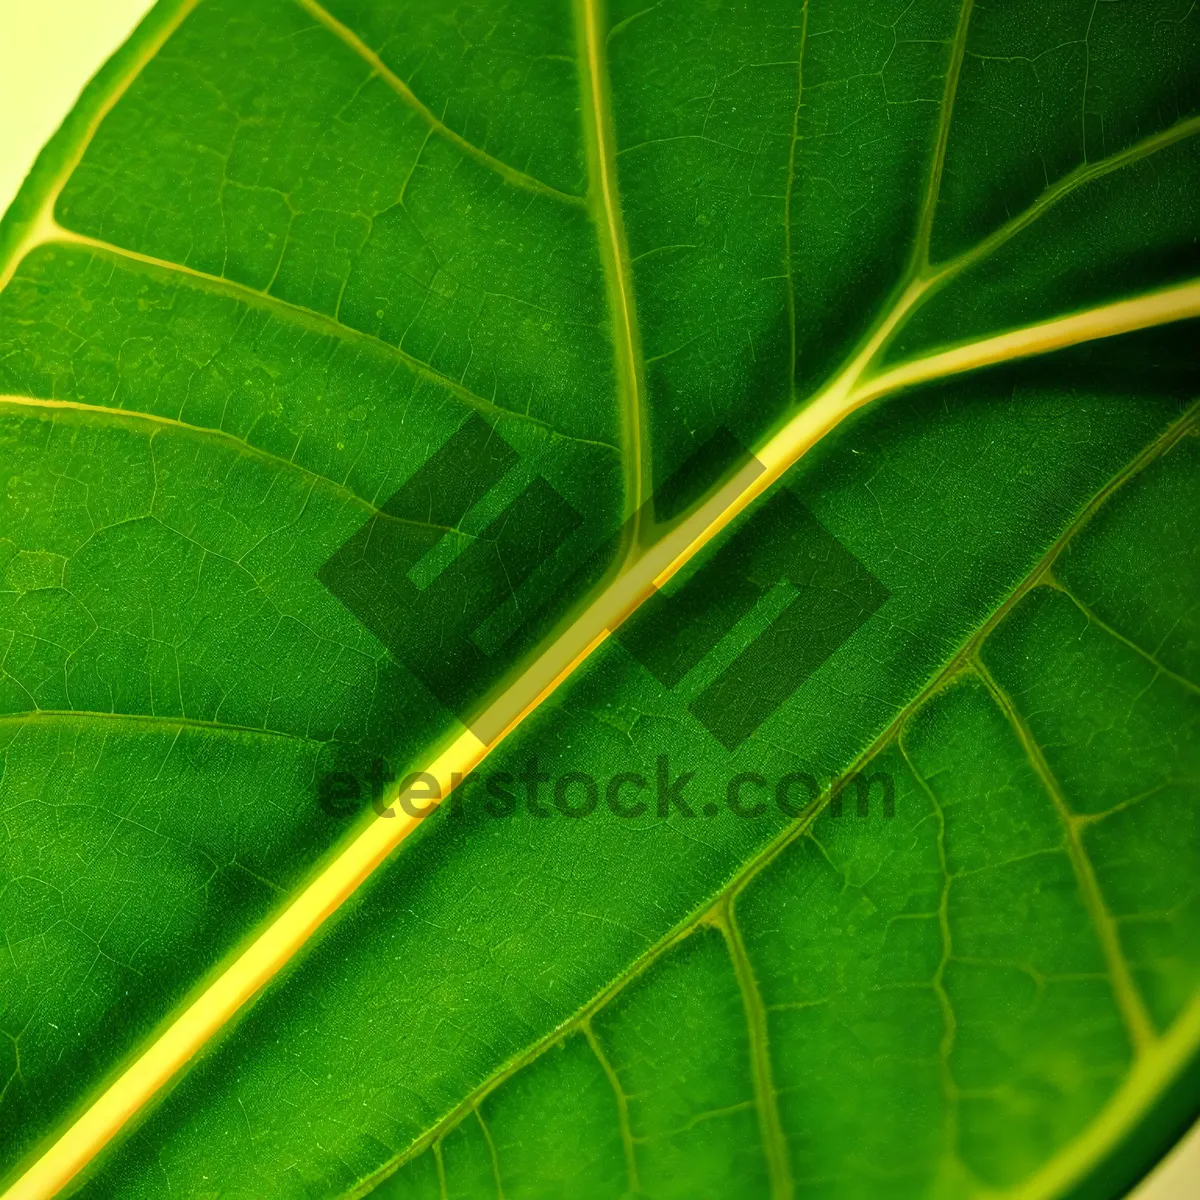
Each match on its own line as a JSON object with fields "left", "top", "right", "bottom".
{"left": 0, "top": 3, "right": 1196, "bottom": 1198}
{"left": 0, "top": 0, "right": 155, "bottom": 214}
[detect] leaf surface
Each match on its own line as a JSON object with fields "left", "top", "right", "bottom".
{"left": 0, "top": 1, "right": 1198, "bottom": 1198}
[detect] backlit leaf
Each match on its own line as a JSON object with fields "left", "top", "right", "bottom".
{"left": 0, "top": 1, "right": 1197, "bottom": 1197}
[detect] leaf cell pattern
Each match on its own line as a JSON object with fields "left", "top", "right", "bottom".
{"left": 0, "top": 0, "right": 1197, "bottom": 1197}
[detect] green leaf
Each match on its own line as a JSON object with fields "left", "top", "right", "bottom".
{"left": 0, "top": 1, "right": 1197, "bottom": 1198}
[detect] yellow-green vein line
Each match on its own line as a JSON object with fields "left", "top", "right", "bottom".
{"left": 1047, "top": 575, "right": 1200, "bottom": 700}
{"left": 783, "top": 1, "right": 810, "bottom": 393}
{"left": 432, "top": 1141, "right": 449, "bottom": 1200}
{"left": 940, "top": 114, "right": 1200, "bottom": 278}
{"left": 856, "top": 279, "right": 1200, "bottom": 404}
{"left": 0, "top": 709, "right": 322, "bottom": 746}
{"left": 913, "top": 0, "right": 975, "bottom": 270}
{"left": 584, "top": 1022, "right": 641, "bottom": 1194}
{"left": 0, "top": 0, "right": 202, "bottom": 293}
{"left": 0, "top": 394, "right": 464, "bottom": 534}
{"left": 576, "top": 0, "right": 649, "bottom": 538}
{"left": 474, "top": 1107, "right": 506, "bottom": 1200}
{"left": 294, "top": 0, "right": 584, "bottom": 206}
{"left": 1001, "top": 994, "right": 1200, "bottom": 1200}
{"left": 32, "top": 227, "right": 617, "bottom": 454}
{"left": 12, "top": 180, "right": 1200, "bottom": 1200}
{"left": 972, "top": 658, "right": 1158, "bottom": 1055}
{"left": 339, "top": 401, "right": 1200, "bottom": 1199}
{"left": 716, "top": 896, "right": 794, "bottom": 1200}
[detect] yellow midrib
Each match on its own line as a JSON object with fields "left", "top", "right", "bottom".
{"left": 3, "top": 2, "right": 1200, "bottom": 1194}
{"left": 858, "top": 280, "right": 1200, "bottom": 405}
{"left": 355, "top": 402, "right": 1200, "bottom": 1197}
{"left": 10, "top": 271, "right": 1199, "bottom": 1200}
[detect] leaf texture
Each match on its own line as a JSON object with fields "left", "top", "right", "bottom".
{"left": 0, "top": 0, "right": 1197, "bottom": 1197}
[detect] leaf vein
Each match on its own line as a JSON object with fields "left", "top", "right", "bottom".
{"left": 0, "top": 709, "right": 324, "bottom": 746}
{"left": 583, "top": 1022, "right": 641, "bottom": 1194}
{"left": 934, "top": 114, "right": 1200, "bottom": 279}
{"left": 293, "top": 0, "right": 585, "bottom": 206}
{"left": 472, "top": 1108, "right": 506, "bottom": 1200}
{"left": 575, "top": 0, "right": 649, "bottom": 534}
{"left": 1047, "top": 573, "right": 1200, "bottom": 699}
{"left": 912, "top": 0, "right": 976, "bottom": 269}
{"left": 0, "top": 394, "right": 466, "bottom": 537}
{"left": 31, "top": 229, "right": 619, "bottom": 454}
{"left": 971, "top": 656, "right": 1158, "bottom": 1055}
{"left": 364, "top": 401, "right": 1199, "bottom": 1193}
{"left": 716, "top": 897, "right": 794, "bottom": 1200}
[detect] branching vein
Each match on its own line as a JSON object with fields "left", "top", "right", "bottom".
{"left": 353, "top": 402, "right": 1199, "bottom": 1196}
{"left": 584, "top": 1024, "right": 640, "bottom": 1194}
{"left": 25, "top": 227, "right": 618, "bottom": 454}
{"left": 1049, "top": 577, "right": 1200, "bottom": 700}
{"left": 934, "top": 114, "right": 1200, "bottom": 278}
{"left": 293, "top": 0, "right": 585, "bottom": 206}
{"left": 11, "top": 271, "right": 1200, "bottom": 1200}
{"left": 5, "top": 2, "right": 1200, "bottom": 1194}
{"left": 972, "top": 657, "right": 1158, "bottom": 1055}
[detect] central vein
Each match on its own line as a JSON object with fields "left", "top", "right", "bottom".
{"left": 577, "top": 0, "right": 648, "bottom": 533}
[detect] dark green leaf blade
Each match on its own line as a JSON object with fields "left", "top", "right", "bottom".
{"left": 0, "top": 0, "right": 1197, "bottom": 1196}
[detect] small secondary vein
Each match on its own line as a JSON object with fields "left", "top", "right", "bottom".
{"left": 935, "top": 113, "right": 1200, "bottom": 279}
{"left": 972, "top": 657, "right": 1158, "bottom": 1055}
{"left": 1050, "top": 578, "right": 1200, "bottom": 700}
{"left": 23, "top": 227, "right": 617, "bottom": 454}
{"left": 10, "top": 138, "right": 1200, "bottom": 1200}
{"left": 0, "top": 709, "right": 323, "bottom": 746}
{"left": 0, "top": 394, "right": 463, "bottom": 536}
{"left": 912, "top": 0, "right": 976, "bottom": 270}
{"left": 577, "top": 0, "right": 649, "bottom": 533}
{"left": 294, "top": 0, "right": 585, "bottom": 206}
{"left": 716, "top": 897, "right": 794, "bottom": 1200}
